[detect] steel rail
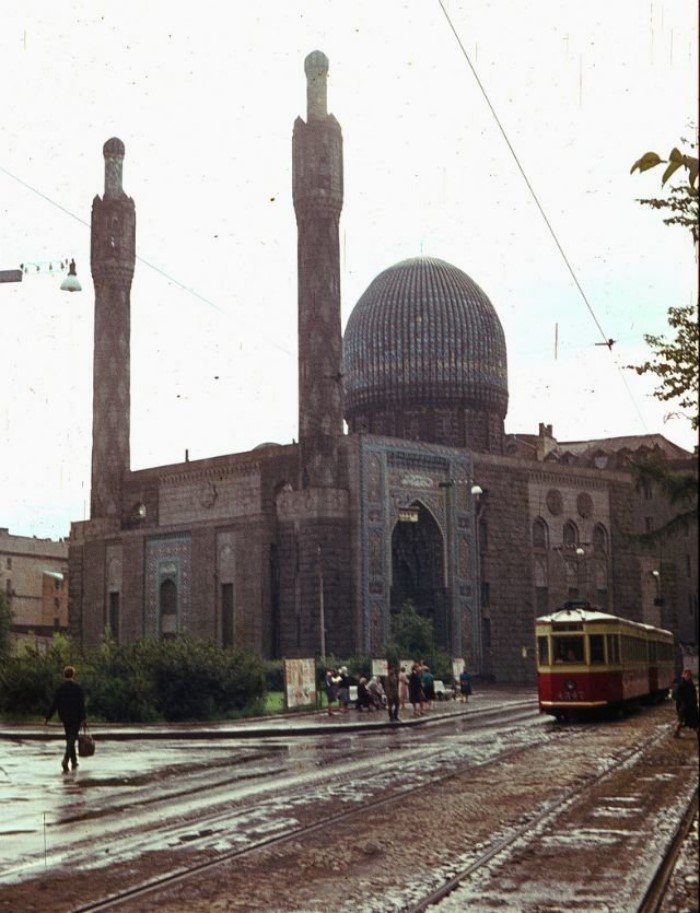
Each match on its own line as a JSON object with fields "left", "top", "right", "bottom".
{"left": 635, "top": 791, "right": 698, "bottom": 913}
{"left": 403, "top": 725, "right": 686, "bottom": 913}
{"left": 68, "top": 708, "right": 561, "bottom": 912}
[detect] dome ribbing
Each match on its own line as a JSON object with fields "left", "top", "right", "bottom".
{"left": 343, "top": 257, "right": 508, "bottom": 424}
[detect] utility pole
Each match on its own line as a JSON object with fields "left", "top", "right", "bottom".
{"left": 317, "top": 546, "right": 326, "bottom": 662}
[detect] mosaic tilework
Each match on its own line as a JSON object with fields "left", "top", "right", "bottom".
{"left": 144, "top": 534, "right": 191, "bottom": 636}
{"left": 359, "top": 436, "right": 478, "bottom": 657}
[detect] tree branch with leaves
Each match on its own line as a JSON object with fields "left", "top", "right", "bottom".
{"left": 629, "top": 140, "right": 699, "bottom": 430}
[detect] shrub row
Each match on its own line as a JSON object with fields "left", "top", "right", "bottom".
{"left": 0, "top": 635, "right": 266, "bottom": 723}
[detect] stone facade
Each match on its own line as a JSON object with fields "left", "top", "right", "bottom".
{"left": 68, "top": 51, "right": 697, "bottom": 681}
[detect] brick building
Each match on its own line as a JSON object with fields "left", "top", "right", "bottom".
{"left": 68, "top": 51, "right": 697, "bottom": 682}
{"left": 0, "top": 527, "right": 69, "bottom": 647}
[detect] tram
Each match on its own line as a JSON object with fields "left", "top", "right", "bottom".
{"left": 536, "top": 602, "right": 675, "bottom": 719}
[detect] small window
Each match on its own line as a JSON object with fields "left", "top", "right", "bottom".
{"left": 535, "top": 587, "right": 549, "bottom": 615}
{"left": 481, "top": 581, "right": 490, "bottom": 607}
{"left": 532, "top": 518, "right": 548, "bottom": 550}
{"left": 589, "top": 634, "right": 605, "bottom": 664}
{"left": 563, "top": 521, "right": 578, "bottom": 548}
{"left": 537, "top": 636, "right": 549, "bottom": 666}
{"left": 479, "top": 517, "right": 488, "bottom": 551}
{"left": 6, "top": 557, "right": 12, "bottom": 570}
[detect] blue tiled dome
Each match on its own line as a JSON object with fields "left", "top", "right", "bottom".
{"left": 343, "top": 257, "right": 508, "bottom": 424}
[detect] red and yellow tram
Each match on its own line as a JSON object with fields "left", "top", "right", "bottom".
{"left": 536, "top": 602, "right": 675, "bottom": 719}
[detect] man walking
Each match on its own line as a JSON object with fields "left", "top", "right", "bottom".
{"left": 45, "top": 666, "right": 86, "bottom": 772}
{"left": 386, "top": 663, "right": 400, "bottom": 722}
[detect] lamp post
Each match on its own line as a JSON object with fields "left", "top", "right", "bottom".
{"left": 1, "top": 258, "right": 82, "bottom": 291}
{"left": 438, "top": 479, "right": 484, "bottom": 672}
{"left": 317, "top": 545, "right": 326, "bottom": 662}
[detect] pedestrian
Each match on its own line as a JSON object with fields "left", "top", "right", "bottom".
{"left": 673, "top": 669, "right": 699, "bottom": 738}
{"left": 337, "top": 666, "right": 351, "bottom": 713}
{"left": 44, "top": 665, "right": 86, "bottom": 772}
{"left": 459, "top": 667, "right": 473, "bottom": 703}
{"left": 421, "top": 664, "right": 435, "bottom": 710}
{"left": 408, "top": 662, "right": 424, "bottom": 716}
{"left": 324, "top": 667, "right": 339, "bottom": 716}
{"left": 385, "top": 663, "right": 400, "bottom": 722}
{"left": 398, "top": 665, "right": 409, "bottom": 710}
{"left": 367, "top": 674, "right": 386, "bottom": 709}
{"left": 356, "top": 676, "right": 371, "bottom": 711}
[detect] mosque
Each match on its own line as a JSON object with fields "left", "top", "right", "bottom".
{"left": 68, "top": 51, "right": 696, "bottom": 681}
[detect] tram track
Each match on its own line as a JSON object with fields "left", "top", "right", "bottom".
{"left": 59, "top": 708, "right": 560, "bottom": 912}
{"left": 403, "top": 726, "right": 698, "bottom": 913}
{"left": 8, "top": 705, "right": 691, "bottom": 913}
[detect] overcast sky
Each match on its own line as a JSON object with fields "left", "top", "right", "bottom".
{"left": 1, "top": 1, "right": 697, "bottom": 540}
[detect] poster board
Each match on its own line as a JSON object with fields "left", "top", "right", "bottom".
{"left": 371, "top": 658, "right": 388, "bottom": 677}
{"left": 452, "top": 658, "right": 465, "bottom": 682}
{"left": 284, "top": 658, "right": 317, "bottom": 709}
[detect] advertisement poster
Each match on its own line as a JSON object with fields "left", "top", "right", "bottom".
{"left": 371, "top": 658, "right": 388, "bottom": 677}
{"left": 452, "top": 658, "right": 465, "bottom": 681}
{"left": 284, "top": 658, "right": 316, "bottom": 709}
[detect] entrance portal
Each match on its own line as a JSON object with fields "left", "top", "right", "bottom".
{"left": 391, "top": 503, "right": 448, "bottom": 648}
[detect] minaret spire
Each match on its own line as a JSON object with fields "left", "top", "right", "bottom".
{"left": 293, "top": 51, "right": 344, "bottom": 488}
{"left": 89, "top": 137, "right": 135, "bottom": 518}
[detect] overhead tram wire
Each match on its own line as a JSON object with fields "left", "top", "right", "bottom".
{"left": 436, "top": 0, "right": 649, "bottom": 430}
{"left": 0, "top": 162, "right": 294, "bottom": 358}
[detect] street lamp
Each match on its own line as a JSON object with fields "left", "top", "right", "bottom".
{"left": 59, "top": 259, "right": 82, "bottom": 292}
{"left": 1, "top": 258, "right": 82, "bottom": 292}
{"left": 317, "top": 545, "right": 326, "bottom": 662}
{"left": 438, "top": 478, "right": 486, "bottom": 673}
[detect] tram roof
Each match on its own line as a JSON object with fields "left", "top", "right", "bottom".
{"left": 536, "top": 607, "right": 672, "bottom": 637}
{"left": 537, "top": 608, "right": 617, "bottom": 624}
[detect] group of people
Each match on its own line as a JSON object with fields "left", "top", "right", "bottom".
{"left": 324, "top": 662, "right": 474, "bottom": 722}
{"left": 323, "top": 666, "right": 352, "bottom": 716}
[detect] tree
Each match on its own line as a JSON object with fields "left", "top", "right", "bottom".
{"left": 630, "top": 141, "right": 699, "bottom": 429}
{"left": 0, "top": 592, "right": 12, "bottom": 661}
{"left": 630, "top": 304, "right": 699, "bottom": 430}
{"left": 631, "top": 145, "right": 698, "bottom": 242}
{"left": 391, "top": 601, "right": 434, "bottom": 658}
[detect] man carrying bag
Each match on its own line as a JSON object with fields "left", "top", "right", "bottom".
{"left": 45, "top": 666, "right": 87, "bottom": 772}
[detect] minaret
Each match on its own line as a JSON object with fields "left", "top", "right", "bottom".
{"left": 293, "top": 51, "right": 344, "bottom": 488}
{"left": 89, "top": 137, "right": 135, "bottom": 518}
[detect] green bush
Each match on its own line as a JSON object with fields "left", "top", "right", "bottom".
{"left": 0, "top": 636, "right": 75, "bottom": 718}
{"left": 263, "top": 660, "right": 284, "bottom": 692}
{"left": 146, "top": 637, "right": 265, "bottom": 721}
{"left": 0, "top": 633, "right": 267, "bottom": 723}
{"left": 81, "top": 639, "right": 159, "bottom": 722}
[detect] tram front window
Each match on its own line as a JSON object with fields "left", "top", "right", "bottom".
{"left": 537, "top": 636, "right": 549, "bottom": 665}
{"left": 553, "top": 635, "right": 584, "bottom": 663}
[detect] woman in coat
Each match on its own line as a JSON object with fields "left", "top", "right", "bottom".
{"left": 408, "top": 663, "right": 424, "bottom": 717}
{"left": 674, "top": 669, "right": 699, "bottom": 737}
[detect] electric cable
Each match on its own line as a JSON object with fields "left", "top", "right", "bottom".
{"left": 436, "top": 0, "right": 649, "bottom": 429}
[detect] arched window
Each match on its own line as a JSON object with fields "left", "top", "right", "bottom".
{"left": 160, "top": 578, "right": 178, "bottom": 637}
{"left": 532, "top": 517, "right": 549, "bottom": 550}
{"left": 478, "top": 517, "right": 488, "bottom": 552}
{"left": 593, "top": 523, "right": 608, "bottom": 554}
{"left": 563, "top": 520, "right": 578, "bottom": 548}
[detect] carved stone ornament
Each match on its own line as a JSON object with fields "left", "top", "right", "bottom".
{"left": 197, "top": 480, "right": 218, "bottom": 509}
{"left": 577, "top": 492, "right": 594, "bottom": 518}
{"left": 546, "top": 488, "right": 563, "bottom": 516}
